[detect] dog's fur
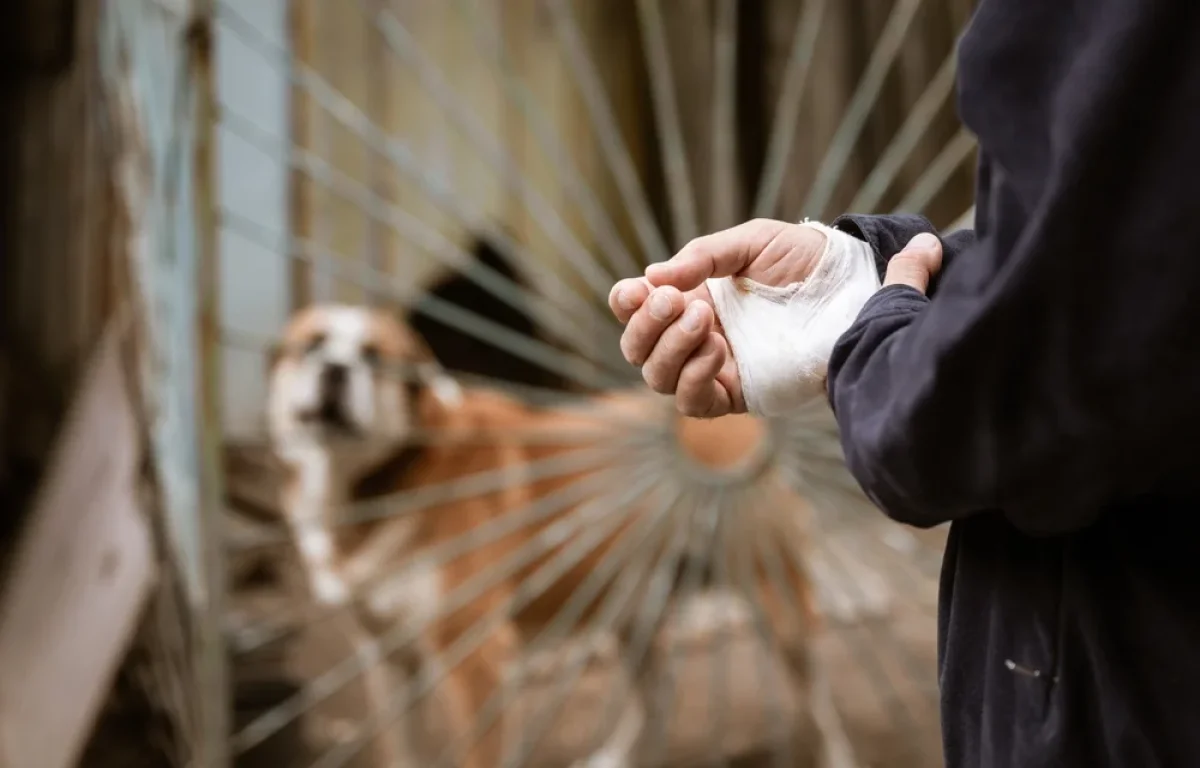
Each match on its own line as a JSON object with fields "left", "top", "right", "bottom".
{"left": 266, "top": 304, "right": 853, "bottom": 768}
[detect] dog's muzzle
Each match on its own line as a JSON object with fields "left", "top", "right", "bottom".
{"left": 299, "top": 362, "right": 356, "bottom": 431}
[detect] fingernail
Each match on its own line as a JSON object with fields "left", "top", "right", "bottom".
{"left": 649, "top": 291, "right": 673, "bottom": 320}
{"left": 680, "top": 303, "right": 705, "bottom": 332}
{"left": 617, "top": 289, "right": 637, "bottom": 311}
{"left": 906, "top": 232, "right": 939, "bottom": 251}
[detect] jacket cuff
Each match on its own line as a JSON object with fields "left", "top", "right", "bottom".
{"left": 830, "top": 213, "right": 939, "bottom": 281}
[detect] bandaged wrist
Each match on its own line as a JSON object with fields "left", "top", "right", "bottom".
{"left": 706, "top": 220, "right": 881, "bottom": 417}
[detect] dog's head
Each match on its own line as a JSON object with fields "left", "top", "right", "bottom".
{"left": 266, "top": 304, "right": 461, "bottom": 468}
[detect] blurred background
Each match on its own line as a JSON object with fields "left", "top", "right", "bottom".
{"left": 0, "top": 1, "right": 976, "bottom": 767}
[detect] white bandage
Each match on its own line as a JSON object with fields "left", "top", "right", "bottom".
{"left": 706, "top": 220, "right": 880, "bottom": 417}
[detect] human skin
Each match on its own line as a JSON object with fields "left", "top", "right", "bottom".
{"left": 607, "top": 219, "right": 942, "bottom": 418}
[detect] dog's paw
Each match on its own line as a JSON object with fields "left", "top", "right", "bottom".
{"left": 311, "top": 570, "right": 351, "bottom": 605}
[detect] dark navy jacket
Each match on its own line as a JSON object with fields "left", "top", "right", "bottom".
{"left": 826, "top": 1, "right": 1200, "bottom": 766}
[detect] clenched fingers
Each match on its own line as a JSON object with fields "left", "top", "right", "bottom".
{"left": 639, "top": 301, "right": 714, "bottom": 394}
{"left": 674, "top": 332, "right": 734, "bottom": 418}
{"left": 619, "top": 286, "right": 686, "bottom": 366}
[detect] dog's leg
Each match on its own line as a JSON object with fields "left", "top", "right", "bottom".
{"left": 333, "top": 614, "right": 417, "bottom": 768}
{"left": 433, "top": 618, "right": 520, "bottom": 768}
{"left": 282, "top": 457, "right": 352, "bottom": 606}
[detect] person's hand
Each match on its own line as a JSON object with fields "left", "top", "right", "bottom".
{"left": 607, "top": 219, "right": 827, "bottom": 417}
{"left": 608, "top": 220, "right": 944, "bottom": 418}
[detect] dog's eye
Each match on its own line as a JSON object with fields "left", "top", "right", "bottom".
{"left": 361, "top": 343, "right": 382, "bottom": 366}
{"left": 304, "top": 333, "right": 326, "bottom": 355}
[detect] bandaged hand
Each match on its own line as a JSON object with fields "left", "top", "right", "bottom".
{"left": 608, "top": 219, "right": 942, "bottom": 419}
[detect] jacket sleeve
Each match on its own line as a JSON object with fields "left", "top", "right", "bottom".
{"left": 824, "top": 5, "right": 1200, "bottom": 535}
{"left": 829, "top": 213, "right": 976, "bottom": 288}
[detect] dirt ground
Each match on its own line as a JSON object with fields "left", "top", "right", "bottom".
{"left": 226, "top": 512, "right": 947, "bottom": 768}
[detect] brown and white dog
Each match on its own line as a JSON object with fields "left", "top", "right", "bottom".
{"left": 266, "top": 303, "right": 854, "bottom": 768}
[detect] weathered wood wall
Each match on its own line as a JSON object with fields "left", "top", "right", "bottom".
{"left": 290, "top": 0, "right": 976, "bottom": 308}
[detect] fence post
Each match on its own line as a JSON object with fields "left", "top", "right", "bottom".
{"left": 188, "top": 1, "right": 231, "bottom": 765}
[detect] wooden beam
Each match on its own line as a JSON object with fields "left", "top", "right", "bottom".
{"left": 0, "top": 329, "right": 156, "bottom": 768}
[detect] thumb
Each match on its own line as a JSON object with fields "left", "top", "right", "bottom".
{"left": 644, "top": 219, "right": 789, "bottom": 291}
{"left": 883, "top": 232, "right": 944, "bottom": 294}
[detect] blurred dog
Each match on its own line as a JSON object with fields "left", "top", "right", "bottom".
{"left": 266, "top": 303, "right": 852, "bottom": 768}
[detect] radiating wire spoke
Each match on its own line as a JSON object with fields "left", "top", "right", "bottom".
{"left": 220, "top": 190, "right": 628, "bottom": 388}
{"left": 217, "top": 2, "right": 623, "bottom": 355}
{"left": 307, "top": 473, "right": 662, "bottom": 768}
{"left": 541, "top": 0, "right": 672, "bottom": 266}
{"left": 449, "top": 0, "right": 643, "bottom": 279}
{"left": 754, "top": 0, "right": 831, "bottom": 219}
{"left": 366, "top": 4, "right": 619, "bottom": 300}
{"left": 232, "top": 442, "right": 636, "bottom": 553}
{"left": 222, "top": 105, "right": 628, "bottom": 364}
{"left": 204, "top": 5, "right": 966, "bottom": 766}
{"left": 638, "top": 491, "right": 725, "bottom": 767}
{"left": 760, "top": 512, "right": 919, "bottom": 741}
{"left": 220, "top": 323, "right": 641, "bottom": 412}
{"left": 522, "top": 491, "right": 694, "bottom": 766}
{"left": 232, "top": 468, "right": 658, "bottom": 756}
{"left": 801, "top": 0, "right": 928, "bottom": 220}
{"left": 703, "top": 492, "right": 736, "bottom": 768}
{"left": 710, "top": 0, "right": 739, "bottom": 233}
{"left": 810, "top": 532, "right": 930, "bottom": 728}
{"left": 344, "top": 438, "right": 652, "bottom": 525}
{"left": 446, "top": 483, "right": 683, "bottom": 768}
{"left": 230, "top": 467, "right": 628, "bottom": 654}
{"left": 727, "top": 491, "right": 794, "bottom": 768}
{"left": 893, "top": 126, "right": 977, "bottom": 215}
{"left": 849, "top": 49, "right": 958, "bottom": 213}
{"left": 636, "top": 0, "right": 700, "bottom": 247}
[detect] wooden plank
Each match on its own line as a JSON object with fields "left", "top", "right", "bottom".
{"left": 0, "top": 329, "right": 156, "bottom": 768}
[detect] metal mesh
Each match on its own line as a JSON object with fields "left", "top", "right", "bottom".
{"left": 196, "top": 1, "right": 975, "bottom": 767}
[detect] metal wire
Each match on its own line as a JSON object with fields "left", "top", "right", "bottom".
{"left": 366, "top": 4, "right": 620, "bottom": 299}
{"left": 636, "top": 0, "right": 700, "bottom": 246}
{"left": 541, "top": 0, "right": 673, "bottom": 266}
{"left": 709, "top": 0, "right": 739, "bottom": 233}
{"left": 217, "top": 5, "right": 626, "bottom": 360}
{"left": 307, "top": 471, "right": 663, "bottom": 768}
{"left": 753, "top": 0, "right": 830, "bottom": 220}
{"left": 801, "top": 0, "right": 929, "bottom": 220}
{"left": 849, "top": 48, "right": 959, "bottom": 214}
{"left": 203, "top": 3, "right": 970, "bottom": 767}
{"left": 893, "top": 126, "right": 977, "bottom": 215}
{"left": 450, "top": 0, "right": 643, "bottom": 279}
